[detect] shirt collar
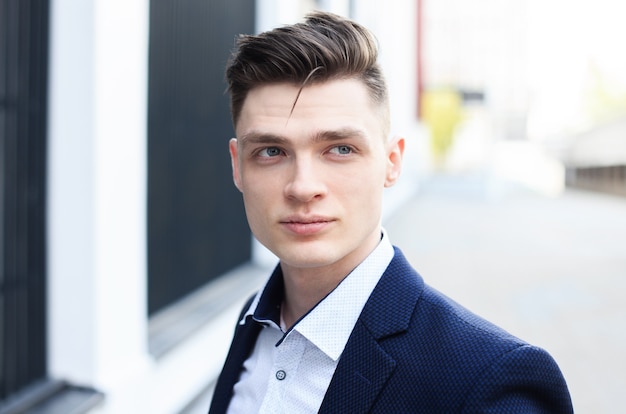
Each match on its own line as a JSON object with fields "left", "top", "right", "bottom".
{"left": 240, "top": 229, "right": 395, "bottom": 360}
{"left": 239, "top": 264, "right": 284, "bottom": 330}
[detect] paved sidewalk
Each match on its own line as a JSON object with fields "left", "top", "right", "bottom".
{"left": 385, "top": 173, "right": 626, "bottom": 414}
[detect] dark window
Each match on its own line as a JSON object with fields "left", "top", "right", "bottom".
{"left": 0, "top": 0, "right": 49, "bottom": 402}
{"left": 147, "top": 0, "right": 255, "bottom": 315}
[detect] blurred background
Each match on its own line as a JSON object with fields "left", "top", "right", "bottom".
{"left": 1, "top": 0, "right": 624, "bottom": 413}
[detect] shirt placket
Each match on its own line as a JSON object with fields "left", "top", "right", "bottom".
{"left": 259, "top": 331, "right": 306, "bottom": 413}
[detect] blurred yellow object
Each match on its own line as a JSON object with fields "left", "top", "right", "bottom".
{"left": 421, "top": 89, "right": 463, "bottom": 164}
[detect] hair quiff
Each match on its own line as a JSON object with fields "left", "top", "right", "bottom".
{"left": 225, "top": 11, "right": 389, "bottom": 131}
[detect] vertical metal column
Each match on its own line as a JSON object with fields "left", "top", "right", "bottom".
{"left": 0, "top": 0, "right": 49, "bottom": 402}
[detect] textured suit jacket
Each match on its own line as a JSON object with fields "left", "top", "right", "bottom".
{"left": 209, "top": 248, "right": 573, "bottom": 413}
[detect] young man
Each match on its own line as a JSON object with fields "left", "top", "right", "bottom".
{"left": 209, "top": 11, "right": 573, "bottom": 413}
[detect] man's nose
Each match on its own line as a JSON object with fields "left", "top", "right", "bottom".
{"left": 283, "top": 157, "right": 327, "bottom": 202}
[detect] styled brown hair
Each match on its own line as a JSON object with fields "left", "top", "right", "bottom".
{"left": 225, "top": 11, "right": 389, "bottom": 133}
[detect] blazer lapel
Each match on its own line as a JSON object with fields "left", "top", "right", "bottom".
{"left": 319, "top": 320, "right": 396, "bottom": 413}
{"left": 208, "top": 315, "right": 262, "bottom": 414}
{"left": 319, "top": 248, "right": 423, "bottom": 413}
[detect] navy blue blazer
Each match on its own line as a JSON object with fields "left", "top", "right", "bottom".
{"left": 209, "top": 248, "right": 573, "bottom": 413}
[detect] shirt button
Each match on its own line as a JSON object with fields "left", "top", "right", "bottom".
{"left": 276, "top": 370, "right": 286, "bottom": 381}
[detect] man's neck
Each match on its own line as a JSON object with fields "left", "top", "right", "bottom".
{"left": 280, "top": 265, "right": 348, "bottom": 329}
{"left": 279, "top": 235, "right": 382, "bottom": 329}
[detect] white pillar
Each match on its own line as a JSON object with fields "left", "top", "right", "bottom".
{"left": 47, "top": 0, "right": 151, "bottom": 390}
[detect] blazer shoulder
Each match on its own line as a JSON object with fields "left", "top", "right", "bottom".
{"left": 461, "top": 344, "right": 574, "bottom": 413}
{"left": 365, "top": 249, "right": 572, "bottom": 412}
{"left": 403, "top": 280, "right": 532, "bottom": 376}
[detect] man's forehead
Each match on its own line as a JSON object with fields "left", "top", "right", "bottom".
{"left": 236, "top": 79, "right": 384, "bottom": 134}
{"left": 241, "top": 79, "right": 375, "bottom": 111}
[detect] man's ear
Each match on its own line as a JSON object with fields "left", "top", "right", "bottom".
{"left": 229, "top": 138, "right": 243, "bottom": 192}
{"left": 384, "top": 136, "right": 405, "bottom": 187}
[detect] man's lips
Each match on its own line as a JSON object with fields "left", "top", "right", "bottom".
{"left": 280, "top": 216, "right": 335, "bottom": 235}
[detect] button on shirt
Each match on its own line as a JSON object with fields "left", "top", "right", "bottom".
{"left": 226, "top": 231, "right": 394, "bottom": 414}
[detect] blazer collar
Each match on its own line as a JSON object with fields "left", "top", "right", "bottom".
{"left": 319, "top": 247, "right": 424, "bottom": 413}
{"left": 359, "top": 247, "right": 423, "bottom": 339}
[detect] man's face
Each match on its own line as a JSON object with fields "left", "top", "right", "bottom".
{"left": 230, "top": 78, "right": 404, "bottom": 274}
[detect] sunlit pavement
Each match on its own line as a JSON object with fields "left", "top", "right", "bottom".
{"left": 386, "top": 172, "right": 626, "bottom": 414}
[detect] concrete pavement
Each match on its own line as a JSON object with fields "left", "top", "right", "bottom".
{"left": 385, "top": 172, "right": 626, "bottom": 414}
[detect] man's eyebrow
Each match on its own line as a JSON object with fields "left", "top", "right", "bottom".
{"left": 312, "top": 128, "right": 369, "bottom": 143}
{"left": 239, "top": 127, "right": 369, "bottom": 146}
{"left": 239, "top": 132, "right": 288, "bottom": 146}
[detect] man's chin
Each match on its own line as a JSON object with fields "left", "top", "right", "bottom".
{"left": 274, "top": 247, "right": 339, "bottom": 270}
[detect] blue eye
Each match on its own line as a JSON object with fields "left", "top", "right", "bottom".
{"left": 259, "top": 147, "right": 282, "bottom": 157}
{"left": 330, "top": 145, "right": 352, "bottom": 155}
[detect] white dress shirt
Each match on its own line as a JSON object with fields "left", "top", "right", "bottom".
{"left": 226, "top": 231, "right": 394, "bottom": 413}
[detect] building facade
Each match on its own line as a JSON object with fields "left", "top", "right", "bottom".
{"left": 0, "top": 0, "right": 421, "bottom": 412}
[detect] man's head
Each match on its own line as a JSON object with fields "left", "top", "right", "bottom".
{"left": 226, "top": 12, "right": 404, "bottom": 277}
{"left": 226, "top": 11, "right": 389, "bottom": 136}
